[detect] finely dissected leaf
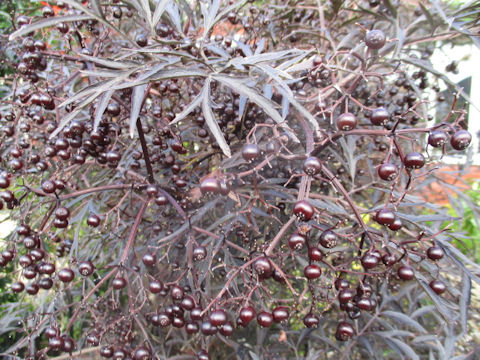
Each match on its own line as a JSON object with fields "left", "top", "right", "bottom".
{"left": 78, "top": 54, "right": 139, "bottom": 70}
{"left": 381, "top": 310, "right": 428, "bottom": 333}
{"left": 459, "top": 273, "right": 471, "bottom": 334}
{"left": 9, "top": 14, "right": 93, "bottom": 40}
{"left": 234, "top": 39, "right": 253, "bottom": 57}
{"left": 373, "top": 330, "right": 414, "bottom": 338}
{"left": 93, "top": 89, "right": 114, "bottom": 131}
{"left": 281, "top": 91, "right": 290, "bottom": 119}
{"left": 113, "top": 68, "right": 207, "bottom": 89}
{"left": 49, "top": 94, "right": 95, "bottom": 139}
{"left": 399, "top": 56, "right": 479, "bottom": 111}
{"left": 165, "top": 1, "right": 183, "bottom": 34}
{"left": 129, "top": 84, "right": 148, "bottom": 138}
{"left": 50, "top": 0, "right": 132, "bottom": 44}
{"left": 411, "top": 305, "right": 436, "bottom": 319}
{"left": 80, "top": 69, "right": 129, "bottom": 78}
{"left": 418, "top": 3, "right": 437, "bottom": 29}
{"left": 205, "top": 44, "right": 231, "bottom": 59}
{"left": 60, "top": 72, "right": 131, "bottom": 109}
{"left": 212, "top": 74, "right": 299, "bottom": 143}
{"left": 201, "top": 80, "right": 231, "bottom": 157}
{"left": 152, "top": 0, "right": 170, "bottom": 28}
{"left": 382, "top": 0, "right": 398, "bottom": 18}
{"left": 170, "top": 90, "right": 203, "bottom": 125}
{"left": 378, "top": 334, "right": 420, "bottom": 360}
{"left": 229, "top": 49, "right": 302, "bottom": 67}
{"left": 140, "top": 0, "right": 153, "bottom": 31}
{"left": 201, "top": 0, "right": 220, "bottom": 40}
{"left": 416, "top": 273, "right": 457, "bottom": 321}
{"left": 90, "top": 0, "right": 105, "bottom": 20}
{"left": 213, "top": 0, "right": 248, "bottom": 27}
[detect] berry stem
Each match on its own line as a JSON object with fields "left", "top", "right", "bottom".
{"left": 120, "top": 199, "right": 150, "bottom": 263}
{"left": 136, "top": 117, "right": 155, "bottom": 184}
{"left": 320, "top": 164, "right": 373, "bottom": 241}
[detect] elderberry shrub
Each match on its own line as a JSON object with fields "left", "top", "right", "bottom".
{"left": 0, "top": 0, "right": 478, "bottom": 359}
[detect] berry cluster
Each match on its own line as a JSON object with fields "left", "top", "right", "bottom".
{"left": 0, "top": 0, "right": 476, "bottom": 359}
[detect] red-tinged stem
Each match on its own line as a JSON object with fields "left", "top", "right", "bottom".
{"left": 321, "top": 164, "right": 373, "bottom": 241}
{"left": 136, "top": 118, "right": 155, "bottom": 184}
{"left": 66, "top": 268, "right": 119, "bottom": 331}
{"left": 201, "top": 256, "right": 261, "bottom": 316}
{"left": 265, "top": 216, "right": 296, "bottom": 256}
{"left": 120, "top": 199, "right": 149, "bottom": 263}
{"left": 59, "top": 184, "right": 136, "bottom": 200}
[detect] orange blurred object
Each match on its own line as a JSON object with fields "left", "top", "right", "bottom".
{"left": 40, "top": 1, "right": 62, "bottom": 15}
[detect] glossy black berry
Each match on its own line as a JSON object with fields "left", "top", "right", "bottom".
{"left": 429, "top": 279, "right": 446, "bottom": 294}
{"left": 303, "top": 156, "right": 321, "bottom": 176}
{"left": 365, "top": 29, "right": 386, "bottom": 50}
{"left": 41, "top": 180, "right": 56, "bottom": 193}
{"left": 370, "top": 108, "right": 389, "bottom": 125}
{"left": 135, "top": 33, "right": 148, "bottom": 47}
{"left": 253, "top": 257, "right": 273, "bottom": 279}
{"left": 242, "top": 143, "right": 260, "bottom": 161}
{"left": 11, "top": 281, "right": 25, "bottom": 293}
{"left": 58, "top": 268, "right": 75, "bottom": 282}
{"left": 272, "top": 306, "right": 289, "bottom": 323}
{"left": 193, "top": 245, "right": 207, "bottom": 261}
{"left": 450, "top": 130, "right": 471, "bottom": 150}
{"left": 239, "top": 306, "right": 256, "bottom": 325}
{"left": 78, "top": 261, "right": 95, "bottom": 276}
{"left": 257, "top": 311, "right": 274, "bottom": 327}
{"left": 377, "top": 163, "right": 398, "bottom": 181}
{"left": 87, "top": 214, "right": 101, "bottom": 227}
{"left": 303, "top": 313, "right": 319, "bottom": 328}
{"left": 112, "top": 276, "right": 127, "bottom": 289}
{"left": 426, "top": 246, "right": 444, "bottom": 260}
{"left": 404, "top": 152, "right": 425, "bottom": 169}
{"left": 200, "top": 177, "right": 221, "bottom": 195}
{"left": 55, "top": 206, "right": 70, "bottom": 220}
{"left": 375, "top": 208, "right": 396, "bottom": 226}
{"left": 288, "top": 233, "right": 306, "bottom": 250}
{"left": 361, "top": 253, "right": 380, "bottom": 269}
{"left": 397, "top": 265, "right": 415, "bottom": 280}
{"left": 293, "top": 200, "right": 314, "bottom": 221}
{"left": 388, "top": 217, "right": 403, "bottom": 231}
{"left": 428, "top": 131, "right": 448, "bottom": 148}
{"left": 308, "top": 247, "right": 323, "bottom": 261}
{"left": 319, "top": 230, "right": 337, "bottom": 248}
{"left": 142, "top": 253, "right": 157, "bottom": 266}
{"left": 304, "top": 264, "right": 322, "bottom": 279}
{"left": 335, "top": 321, "right": 354, "bottom": 341}
{"left": 209, "top": 309, "right": 228, "bottom": 327}
{"left": 337, "top": 113, "right": 357, "bottom": 131}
